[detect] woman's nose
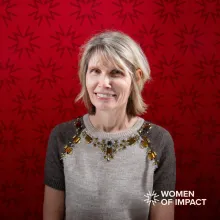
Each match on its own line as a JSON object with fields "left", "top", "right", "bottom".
{"left": 98, "top": 74, "right": 111, "bottom": 88}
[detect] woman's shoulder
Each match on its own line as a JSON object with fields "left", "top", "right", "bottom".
{"left": 141, "top": 119, "right": 175, "bottom": 161}
{"left": 50, "top": 115, "right": 85, "bottom": 137}
{"left": 143, "top": 119, "right": 173, "bottom": 142}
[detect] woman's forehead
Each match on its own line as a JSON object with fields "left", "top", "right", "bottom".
{"left": 88, "top": 52, "right": 120, "bottom": 69}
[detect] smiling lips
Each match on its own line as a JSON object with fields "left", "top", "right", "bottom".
{"left": 95, "top": 92, "right": 116, "bottom": 98}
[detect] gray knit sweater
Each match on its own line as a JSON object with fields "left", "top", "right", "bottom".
{"left": 44, "top": 114, "right": 176, "bottom": 220}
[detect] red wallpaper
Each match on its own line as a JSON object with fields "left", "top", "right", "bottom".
{"left": 0, "top": 0, "right": 219, "bottom": 219}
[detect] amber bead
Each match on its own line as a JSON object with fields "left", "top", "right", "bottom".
{"left": 107, "top": 147, "right": 112, "bottom": 154}
{"left": 66, "top": 147, "right": 73, "bottom": 154}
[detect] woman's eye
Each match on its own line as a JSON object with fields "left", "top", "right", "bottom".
{"left": 112, "top": 70, "right": 122, "bottom": 76}
{"left": 91, "top": 69, "right": 100, "bottom": 74}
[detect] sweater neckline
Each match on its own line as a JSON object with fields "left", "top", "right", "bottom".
{"left": 82, "top": 114, "right": 145, "bottom": 139}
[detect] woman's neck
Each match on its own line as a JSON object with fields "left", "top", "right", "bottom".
{"left": 88, "top": 110, "right": 138, "bottom": 133}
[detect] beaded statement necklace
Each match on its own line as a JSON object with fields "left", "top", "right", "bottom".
{"left": 61, "top": 116, "right": 159, "bottom": 165}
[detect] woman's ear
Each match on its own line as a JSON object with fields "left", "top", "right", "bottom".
{"left": 135, "top": 68, "right": 143, "bottom": 83}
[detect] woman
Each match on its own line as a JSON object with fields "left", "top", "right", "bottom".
{"left": 43, "top": 30, "right": 176, "bottom": 220}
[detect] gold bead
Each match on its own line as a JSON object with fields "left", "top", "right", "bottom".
{"left": 64, "top": 145, "right": 68, "bottom": 149}
{"left": 148, "top": 151, "right": 157, "bottom": 160}
{"left": 85, "top": 134, "right": 93, "bottom": 143}
{"left": 127, "top": 137, "right": 137, "bottom": 145}
{"left": 141, "top": 140, "right": 149, "bottom": 148}
{"left": 73, "top": 135, "right": 81, "bottom": 144}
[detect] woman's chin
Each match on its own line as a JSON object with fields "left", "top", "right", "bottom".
{"left": 93, "top": 104, "right": 116, "bottom": 112}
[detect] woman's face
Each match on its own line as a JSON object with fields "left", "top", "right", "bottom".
{"left": 86, "top": 53, "right": 132, "bottom": 113}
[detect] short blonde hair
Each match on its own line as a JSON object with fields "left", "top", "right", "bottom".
{"left": 75, "top": 30, "right": 151, "bottom": 116}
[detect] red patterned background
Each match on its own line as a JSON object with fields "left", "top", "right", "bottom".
{"left": 0, "top": 0, "right": 219, "bottom": 219}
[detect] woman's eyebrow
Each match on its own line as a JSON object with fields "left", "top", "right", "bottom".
{"left": 88, "top": 65, "right": 118, "bottom": 71}
{"left": 88, "top": 66, "right": 98, "bottom": 69}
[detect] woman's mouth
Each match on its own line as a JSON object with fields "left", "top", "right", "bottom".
{"left": 95, "top": 93, "right": 116, "bottom": 99}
